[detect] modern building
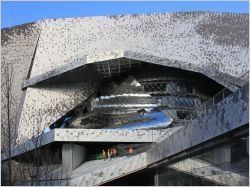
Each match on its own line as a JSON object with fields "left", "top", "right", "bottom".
{"left": 1, "top": 12, "right": 249, "bottom": 186}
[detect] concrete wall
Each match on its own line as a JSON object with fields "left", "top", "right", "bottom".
{"left": 62, "top": 144, "right": 88, "bottom": 172}
{"left": 147, "top": 83, "right": 249, "bottom": 164}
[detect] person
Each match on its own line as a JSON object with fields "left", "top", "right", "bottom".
{"left": 128, "top": 146, "right": 133, "bottom": 157}
{"left": 113, "top": 147, "right": 117, "bottom": 158}
{"left": 110, "top": 147, "right": 117, "bottom": 160}
{"left": 102, "top": 149, "right": 106, "bottom": 160}
{"left": 110, "top": 148, "right": 114, "bottom": 160}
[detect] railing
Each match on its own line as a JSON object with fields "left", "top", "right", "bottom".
{"left": 150, "top": 71, "right": 249, "bottom": 144}
{"left": 186, "top": 71, "right": 249, "bottom": 120}
{"left": 88, "top": 144, "right": 150, "bottom": 161}
{"left": 204, "top": 71, "right": 248, "bottom": 109}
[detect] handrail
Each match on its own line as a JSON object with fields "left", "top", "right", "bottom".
{"left": 150, "top": 71, "right": 249, "bottom": 145}
{"left": 204, "top": 71, "right": 248, "bottom": 109}
{"left": 185, "top": 71, "right": 249, "bottom": 120}
{"left": 88, "top": 144, "right": 150, "bottom": 161}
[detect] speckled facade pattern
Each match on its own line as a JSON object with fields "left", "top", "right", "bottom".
{"left": 147, "top": 83, "right": 249, "bottom": 164}
{"left": 2, "top": 129, "right": 170, "bottom": 161}
{"left": 1, "top": 12, "right": 248, "bottom": 146}
{"left": 22, "top": 50, "right": 123, "bottom": 88}
{"left": 16, "top": 83, "right": 95, "bottom": 143}
{"left": 31, "top": 12, "right": 248, "bottom": 78}
{"left": 54, "top": 128, "right": 169, "bottom": 142}
{"left": 1, "top": 23, "right": 40, "bottom": 147}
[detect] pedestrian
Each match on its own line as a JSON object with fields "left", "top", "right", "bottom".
{"left": 111, "top": 147, "right": 117, "bottom": 160}
{"left": 110, "top": 148, "right": 114, "bottom": 160}
{"left": 102, "top": 149, "right": 106, "bottom": 160}
{"left": 113, "top": 147, "right": 117, "bottom": 158}
{"left": 128, "top": 146, "right": 133, "bottom": 157}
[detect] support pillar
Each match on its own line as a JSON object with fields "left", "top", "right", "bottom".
{"left": 213, "top": 144, "right": 231, "bottom": 164}
{"left": 246, "top": 136, "right": 249, "bottom": 154}
{"left": 62, "top": 143, "right": 88, "bottom": 172}
{"left": 154, "top": 166, "right": 159, "bottom": 186}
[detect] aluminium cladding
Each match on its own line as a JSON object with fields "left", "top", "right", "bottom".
{"left": 1, "top": 12, "right": 249, "bottom": 144}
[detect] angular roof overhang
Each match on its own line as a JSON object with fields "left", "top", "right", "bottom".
{"left": 22, "top": 50, "right": 246, "bottom": 91}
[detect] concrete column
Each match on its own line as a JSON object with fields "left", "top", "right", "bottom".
{"left": 1, "top": 161, "right": 9, "bottom": 185}
{"left": 246, "top": 136, "right": 249, "bottom": 154}
{"left": 154, "top": 167, "right": 159, "bottom": 186}
{"left": 213, "top": 144, "right": 231, "bottom": 164}
{"left": 62, "top": 143, "right": 88, "bottom": 172}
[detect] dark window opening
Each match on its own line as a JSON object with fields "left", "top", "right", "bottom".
{"left": 177, "top": 111, "right": 190, "bottom": 119}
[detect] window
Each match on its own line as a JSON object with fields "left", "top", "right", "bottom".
{"left": 187, "top": 85, "right": 193, "bottom": 94}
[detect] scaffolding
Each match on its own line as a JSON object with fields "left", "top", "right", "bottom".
{"left": 95, "top": 58, "right": 141, "bottom": 78}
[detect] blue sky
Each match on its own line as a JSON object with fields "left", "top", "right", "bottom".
{"left": 2, "top": 1, "right": 249, "bottom": 28}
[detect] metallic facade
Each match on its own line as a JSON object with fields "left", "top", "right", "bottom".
{"left": 1, "top": 12, "right": 249, "bottom": 186}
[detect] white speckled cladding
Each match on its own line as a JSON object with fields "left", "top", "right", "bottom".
{"left": 2, "top": 12, "right": 248, "bottom": 145}
{"left": 16, "top": 83, "right": 94, "bottom": 143}
{"left": 31, "top": 12, "right": 248, "bottom": 78}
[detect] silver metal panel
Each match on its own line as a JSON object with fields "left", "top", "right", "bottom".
{"left": 147, "top": 84, "right": 249, "bottom": 164}
{"left": 54, "top": 129, "right": 170, "bottom": 143}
